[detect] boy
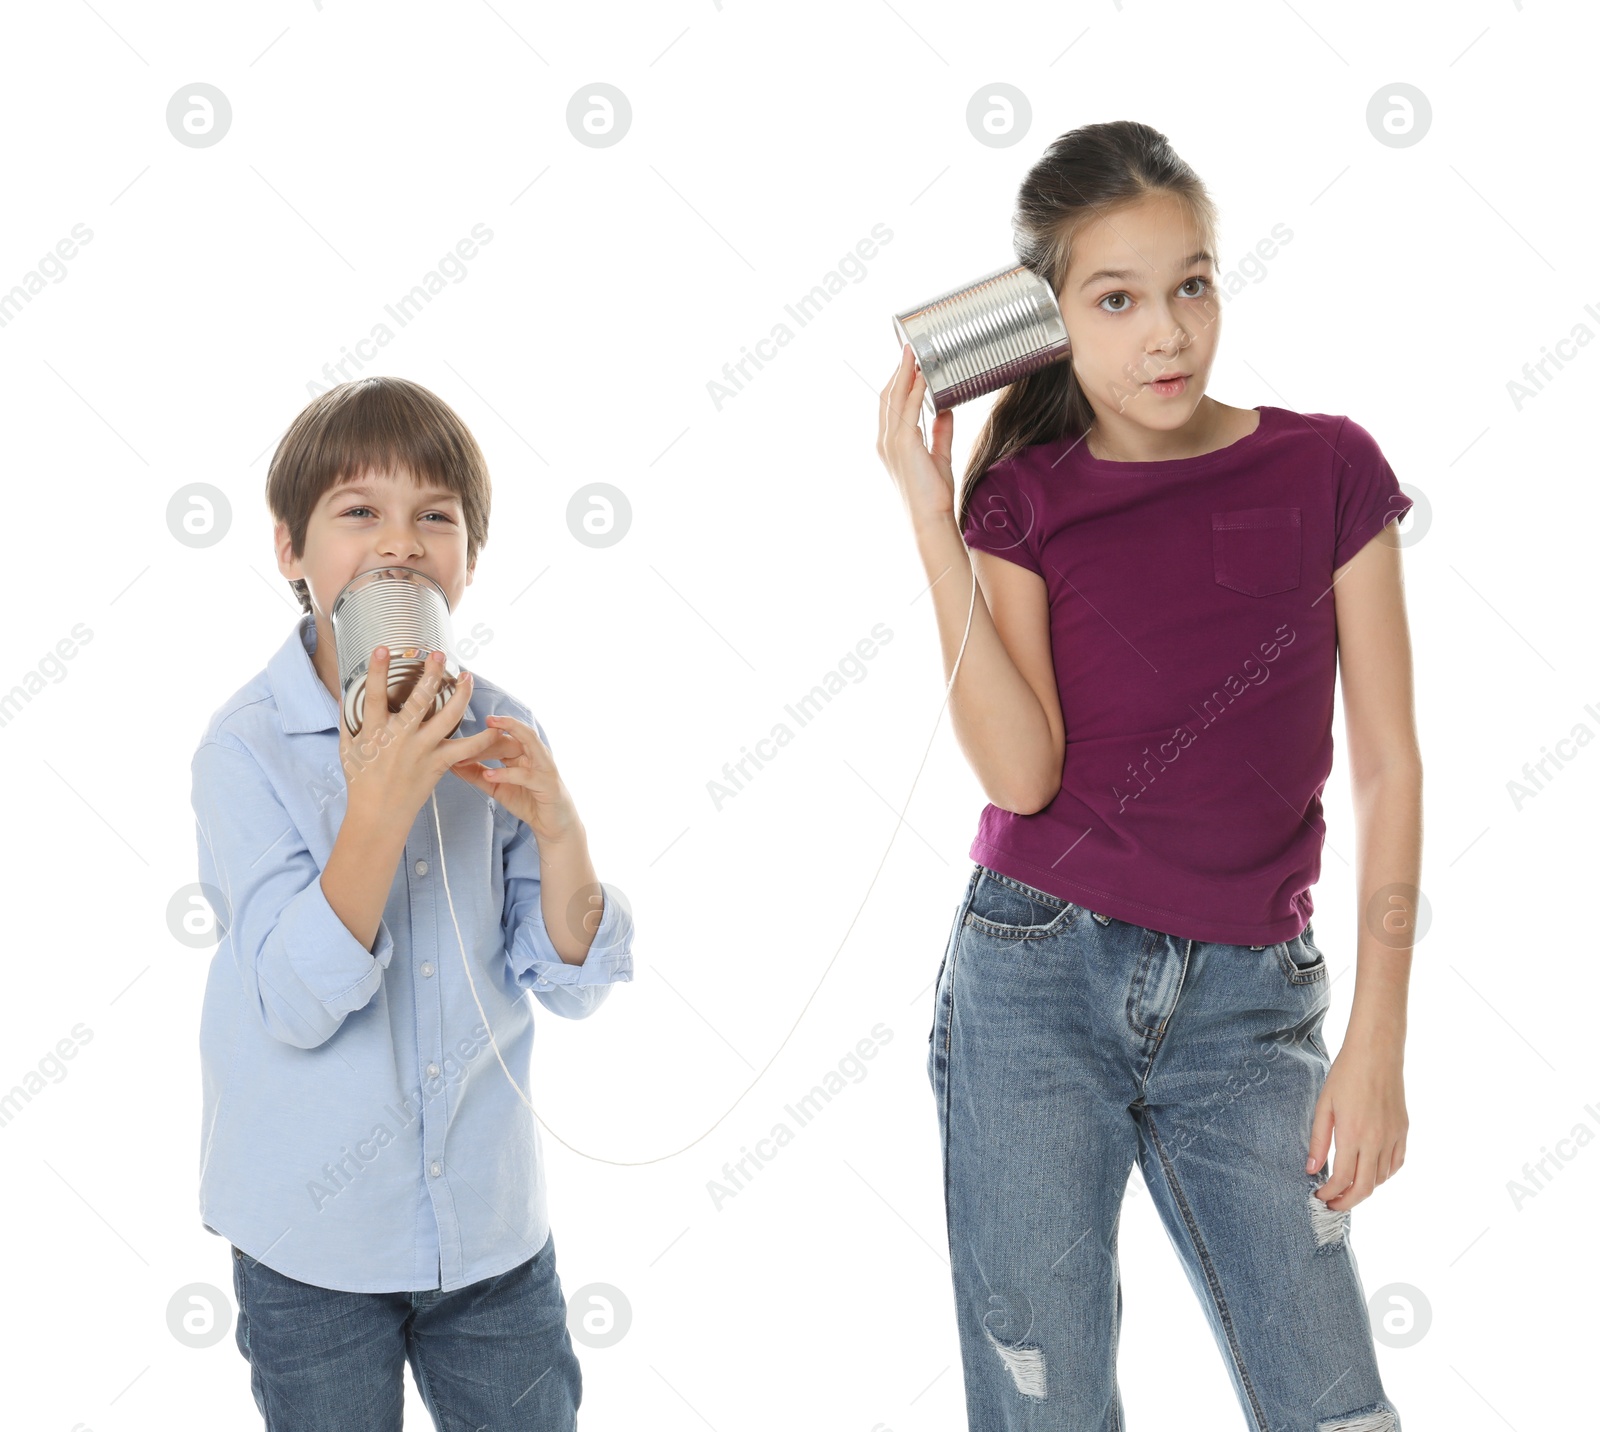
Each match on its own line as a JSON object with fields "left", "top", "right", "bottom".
{"left": 190, "top": 376, "right": 634, "bottom": 1430}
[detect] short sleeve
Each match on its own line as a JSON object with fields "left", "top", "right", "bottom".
{"left": 961, "top": 457, "right": 1044, "bottom": 577}
{"left": 1332, "top": 416, "right": 1413, "bottom": 571}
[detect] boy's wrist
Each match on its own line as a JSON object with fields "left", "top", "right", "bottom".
{"left": 531, "top": 804, "right": 586, "bottom": 849}
{"left": 340, "top": 787, "right": 411, "bottom": 849}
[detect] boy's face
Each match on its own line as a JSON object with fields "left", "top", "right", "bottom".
{"left": 275, "top": 466, "right": 474, "bottom": 646}
{"left": 1057, "top": 192, "right": 1222, "bottom": 429}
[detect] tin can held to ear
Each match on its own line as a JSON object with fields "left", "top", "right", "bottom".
{"left": 330, "top": 566, "right": 464, "bottom": 740}
{"left": 892, "top": 263, "right": 1072, "bottom": 425}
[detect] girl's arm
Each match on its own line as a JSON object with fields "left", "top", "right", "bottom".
{"left": 1334, "top": 519, "right": 1421, "bottom": 1044}
{"left": 878, "top": 347, "right": 1065, "bottom": 814}
{"left": 1309, "top": 518, "right": 1419, "bottom": 1207}
{"left": 914, "top": 515, "right": 1066, "bottom": 814}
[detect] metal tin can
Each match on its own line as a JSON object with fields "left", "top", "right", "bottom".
{"left": 892, "top": 263, "right": 1071, "bottom": 420}
{"left": 329, "top": 566, "right": 463, "bottom": 739}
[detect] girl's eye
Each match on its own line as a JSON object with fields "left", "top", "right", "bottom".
{"left": 1097, "top": 275, "right": 1211, "bottom": 313}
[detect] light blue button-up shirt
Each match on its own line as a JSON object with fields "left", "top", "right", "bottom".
{"left": 191, "top": 613, "right": 634, "bottom": 1293}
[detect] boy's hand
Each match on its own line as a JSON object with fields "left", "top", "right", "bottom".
{"left": 338, "top": 647, "right": 510, "bottom": 825}
{"left": 450, "top": 712, "right": 581, "bottom": 846}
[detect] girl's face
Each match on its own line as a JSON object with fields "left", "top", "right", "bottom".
{"left": 1057, "top": 192, "right": 1222, "bottom": 435}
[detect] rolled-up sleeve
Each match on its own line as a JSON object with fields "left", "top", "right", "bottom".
{"left": 500, "top": 810, "right": 635, "bottom": 1021}
{"left": 192, "top": 736, "right": 394, "bottom": 1049}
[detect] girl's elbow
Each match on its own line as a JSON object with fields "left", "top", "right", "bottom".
{"left": 992, "top": 771, "right": 1062, "bottom": 816}
{"left": 1013, "top": 744, "right": 1065, "bottom": 814}
{"left": 1020, "top": 778, "right": 1063, "bottom": 816}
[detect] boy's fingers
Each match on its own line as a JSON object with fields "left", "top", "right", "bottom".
{"left": 443, "top": 666, "right": 474, "bottom": 710}
{"left": 439, "top": 726, "right": 507, "bottom": 769}
{"left": 397, "top": 654, "right": 467, "bottom": 733}
{"left": 485, "top": 713, "right": 544, "bottom": 747}
{"left": 404, "top": 651, "right": 447, "bottom": 708}
{"left": 363, "top": 645, "right": 390, "bottom": 725}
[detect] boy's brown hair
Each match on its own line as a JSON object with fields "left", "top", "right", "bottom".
{"left": 267, "top": 378, "right": 492, "bottom": 616}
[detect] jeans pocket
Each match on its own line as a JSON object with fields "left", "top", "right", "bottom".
{"left": 1212, "top": 507, "right": 1302, "bottom": 596}
{"left": 231, "top": 1247, "right": 251, "bottom": 1356}
{"left": 929, "top": 894, "right": 967, "bottom": 1043}
{"left": 963, "top": 866, "right": 1077, "bottom": 940}
{"left": 1276, "top": 933, "right": 1328, "bottom": 985}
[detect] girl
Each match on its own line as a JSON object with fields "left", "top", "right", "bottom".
{"left": 876, "top": 121, "right": 1416, "bottom": 1432}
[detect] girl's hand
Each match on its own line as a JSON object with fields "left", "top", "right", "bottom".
{"left": 877, "top": 343, "right": 957, "bottom": 534}
{"left": 1306, "top": 1034, "right": 1409, "bottom": 1212}
{"left": 449, "top": 713, "right": 582, "bottom": 847}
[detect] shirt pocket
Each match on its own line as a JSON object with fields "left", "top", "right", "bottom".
{"left": 1211, "top": 507, "right": 1302, "bottom": 597}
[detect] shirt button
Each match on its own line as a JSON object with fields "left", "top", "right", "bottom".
{"left": 426, "top": 1063, "right": 440, "bottom": 1079}
{"left": 430, "top": 1160, "right": 442, "bottom": 1178}
{"left": 420, "top": 962, "right": 434, "bottom": 978}
{"left": 414, "top": 859, "right": 429, "bottom": 876}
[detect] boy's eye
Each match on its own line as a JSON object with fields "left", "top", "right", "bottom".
{"left": 341, "top": 506, "right": 453, "bottom": 522}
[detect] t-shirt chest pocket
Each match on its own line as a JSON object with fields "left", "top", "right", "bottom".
{"left": 1211, "top": 507, "right": 1302, "bottom": 597}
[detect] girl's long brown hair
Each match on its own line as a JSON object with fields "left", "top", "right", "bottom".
{"left": 957, "top": 121, "right": 1219, "bottom": 529}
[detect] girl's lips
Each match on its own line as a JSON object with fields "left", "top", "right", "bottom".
{"left": 1148, "top": 374, "right": 1189, "bottom": 395}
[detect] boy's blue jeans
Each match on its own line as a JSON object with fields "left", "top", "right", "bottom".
{"left": 230, "top": 1231, "right": 580, "bottom": 1430}
{"left": 928, "top": 864, "right": 1402, "bottom": 1432}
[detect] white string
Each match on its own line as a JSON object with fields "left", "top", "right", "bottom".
{"left": 429, "top": 502, "right": 980, "bottom": 1167}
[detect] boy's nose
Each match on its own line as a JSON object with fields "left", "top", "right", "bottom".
{"left": 377, "top": 534, "right": 424, "bottom": 560}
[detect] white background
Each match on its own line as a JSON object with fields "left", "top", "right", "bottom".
{"left": 2, "top": 2, "right": 1593, "bottom": 1428}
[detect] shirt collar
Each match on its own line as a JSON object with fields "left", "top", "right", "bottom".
{"left": 267, "top": 613, "right": 476, "bottom": 735}
{"left": 268, "top": 613, "right": 341, "bottom": 734}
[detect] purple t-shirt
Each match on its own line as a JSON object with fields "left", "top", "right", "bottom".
{"left": 959, "top": 404, "right": 1413, "bottom": 945}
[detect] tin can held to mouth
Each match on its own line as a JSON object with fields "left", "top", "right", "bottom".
{"left": 330, "top": 566, "right": 464, "bottom": 740}
{"left": 892, "top": 263, "right": 1072, "bottom": 426}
